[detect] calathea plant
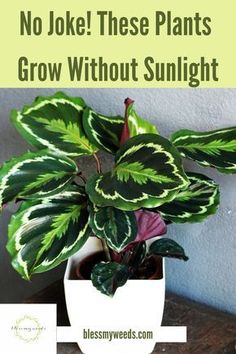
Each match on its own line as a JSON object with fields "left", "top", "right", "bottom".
{"left": 0, "top": 92, "right": 235, "bottom": 296}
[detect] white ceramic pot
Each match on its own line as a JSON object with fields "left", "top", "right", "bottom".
{"left": 64, "top": 238, "right": 165, "bottom": 354}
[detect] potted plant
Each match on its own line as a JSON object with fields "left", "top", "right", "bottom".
{"left": 1, "top": 92, "right": 235, "bottom": 353}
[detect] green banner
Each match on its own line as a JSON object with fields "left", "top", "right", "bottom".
{"left": 0, "top": 0, "right": 235, "bottom": 87}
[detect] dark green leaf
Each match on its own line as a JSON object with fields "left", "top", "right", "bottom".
{"left": 88, "top": 203, "right": 106, "bottom": 239}
{"left": 86, "top": 134, "right": 189, "bottom": 210}
{"left": 128, "top": 242, "right": 147, "bottom": 269}
{"left": 82, "top": 107, "right": 124, "bottom": 153}
{"left": 0, "top": 150, "right": 78, "bottom": 208}
{"left": 91, "top": 261, "right": 130, "bottom": 297}
{"left": 149, "top": 238, "right": 189, "bottom": 261}
{"left": 157, "top": 172, "right": 220, "bottom": 223}
{"left": 89, "top": 204, "right": 137, "bottom": 252}
{"left": 7, "top": 185, "right": 90, "bottom": 279}
{"left": 171, "top": 127, "right": 236, "bottom": 174}
{"left": 11, "top": 92, "right": 98, "bottom": 157}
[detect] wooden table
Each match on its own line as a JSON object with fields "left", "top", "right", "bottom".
{"left": 26, "top": 280, "right": 236, "bottom": 354}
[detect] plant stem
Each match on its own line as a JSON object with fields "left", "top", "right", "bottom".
{"left": 93, "top": 153, "right": 102, "bottom": 173}
{"left": 101, "top": 239, "right": 111, "bottom": 261}
{"left": 77, "top": 172, "right": 87, "bottom": 184}
{"left": 122, "top": 251, "right": 132, "bottom": 266}
{"left": 120, "top": 97, "right": 134, "bottom": 145}
{"left": 124, "top": 97, "right": 134, "bottom": 121}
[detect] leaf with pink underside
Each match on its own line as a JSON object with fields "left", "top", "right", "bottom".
{"left": 134, "top": 210, "right": 167, "bottom": 242}
{"left": 121, "top": 210, "right": 167, "bottom": 254}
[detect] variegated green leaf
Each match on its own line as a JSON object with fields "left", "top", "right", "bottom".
{"left": 88, "top": 203, "right": 105, "bottom": 239}
{"left": 0, "top": 150, "right": 78, "bottom": 208}
{"left": 156, "top": 173, "right": 220, "bottom": 223}
{"left": 171, "top": 127, "right": 236, "bottom": 173}
{"left": 149, "top": 238, "right": 189, "bottom": 261}
{"left": 83, "top": 108, "right": 124, "bottom": 153}
{"left": 86, "top": 134, "right": 189, "bottom": 211}
{"left": 89, "top": 204, "right": 137, "bottom": 252}
{"left": 11, "top": 92, "right": 98, "bottom": 157}
{"left": 120, "top": 98, "right": 159, "bottom": 144}
{"left": 7, "top": 185, "right": 90, "bottom": 279}
{"left": 126, "top": 100, "right": 159, "bottom": 137}
{"left": 91, "top": 261, "right": 130, "bottom": 297}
